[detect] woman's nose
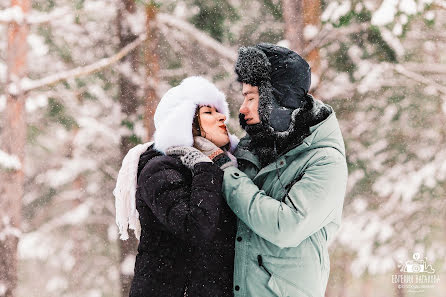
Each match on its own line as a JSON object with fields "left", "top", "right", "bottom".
{"left": 217, "top": 113, "right": 226, "bottom": 122}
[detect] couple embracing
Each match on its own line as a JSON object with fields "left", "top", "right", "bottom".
{"left": 114, "top": 43, "right": 348, "bottom": 297}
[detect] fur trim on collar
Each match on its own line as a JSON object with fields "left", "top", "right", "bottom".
{"left": 243, "top": 96, "right": 331, "bottom": 167}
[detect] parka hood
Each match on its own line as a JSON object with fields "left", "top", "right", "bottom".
{"left": 285, "top": 104, "right": 346, "bottom": 158}
{"left": 236, "top": 103, "right": 345, "bottom": 170}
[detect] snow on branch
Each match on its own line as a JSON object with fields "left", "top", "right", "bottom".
{"left": 0, "top": 216, "right": 21, "bottom": 240}
{"left": 0, "top": 6, "right": 24, "bottom": 24}
{"left": 394, "top": 64, "right": 446, "bottom": 95}
{"left": 0, "top": 149, "right": 21, "bottom": 170}
{"left": 0, "top": 6, "right": 68, "bottom": 24}
{"left": 302, "top": 23, "right": 369, "bottom": 57}
{"left": 433, "top": 0, "right": 446, "bottom": 10}
{"left": 404, "top": 62, "right": 446, "bottom": 74}
{"left": 14, "top": 33, "right": 147, "bottom": 93}
{"left": 32, "top": 201, "right": 92, "bottom": 234}
{"left": 157, "top": 13, "right": 237, "bottom": 62}
{"left": 26, "top": 7, "right": 69, "bottom": 25}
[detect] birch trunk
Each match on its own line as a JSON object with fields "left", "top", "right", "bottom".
{"left": 0, "top": 1, "right": 29, "bottom": 297}
{"left": 282, "top": 0, "right": 321, "bottom": 87}
{"left": 143, "top": 3, "right": 159, "bottom": 140}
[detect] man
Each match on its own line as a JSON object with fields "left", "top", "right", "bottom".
{"left": 222, "top": 43, "right": 348, "bottom": 297}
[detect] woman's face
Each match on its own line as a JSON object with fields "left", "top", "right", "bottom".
{"left": 198, "top": 105, "right": 230, "bottom": 147}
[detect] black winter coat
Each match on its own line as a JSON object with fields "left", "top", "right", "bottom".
{"left": 129, "top": 145, "right": 236, "bottom": 297}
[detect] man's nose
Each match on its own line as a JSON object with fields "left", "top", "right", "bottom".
{"left": 239, "top": 102, "right": 248, "bottom": 115}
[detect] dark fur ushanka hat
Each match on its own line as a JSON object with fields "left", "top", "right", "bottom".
{"left": 235, "top": 43, "right": 313, "bottom": 132}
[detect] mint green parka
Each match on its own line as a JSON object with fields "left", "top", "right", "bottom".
{"left": 222, "top": 105, "right": 348, "bottom": 297}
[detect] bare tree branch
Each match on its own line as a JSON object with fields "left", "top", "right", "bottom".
{"left": 157, "top": 13, "right": 237, "bottom": 62}
{"left": 159, "top": 68, "right": 188, "bottom": 79}
{"left": 404, "top": 62, "right": 446, "bottom": 74}
{"left": 16, "top": 33, "right": 147, "bottom": 93}
{"left": 303, "top": 23, "right": 369, "bottom": 56}
{"left": 394, "top": 64, "right": 446, "bottom": 95}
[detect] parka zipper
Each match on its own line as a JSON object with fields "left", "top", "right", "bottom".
{"left": 273, "top": 140, "right": 305, "bottom": 215}
{"left": 183, "top": 271, "right": 191, "bottom": 297}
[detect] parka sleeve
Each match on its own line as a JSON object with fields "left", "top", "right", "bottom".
{"left": 222, "top": 150, "right": 348, "bottom": 248}
{"left": 138, "top": 161, "right": 224, "bottom": 245}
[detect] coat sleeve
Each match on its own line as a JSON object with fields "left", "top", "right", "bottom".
{"left": 222, "top": 151, "right": 348, "bottom": 248}
{"left": 138, "top": 161, "right": 224, "bottom": 245}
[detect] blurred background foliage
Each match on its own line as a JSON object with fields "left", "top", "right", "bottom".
{"left": 0, "top": 0, "right": 445, "bottom": 296}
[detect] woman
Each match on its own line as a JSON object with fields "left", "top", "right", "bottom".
{"left": 114, "top": 76, "right": 238, "bottom": 297}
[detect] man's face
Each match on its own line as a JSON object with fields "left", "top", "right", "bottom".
{"left": 239, "top": 83, "right": 260, "bottom": 125}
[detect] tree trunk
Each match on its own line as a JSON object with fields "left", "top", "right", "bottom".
{"left": 339, "top": 251, "right": 352, "bottom": 297}
{"left": 282, "top": 0, "right": 304, "bottom": 53}
{"left": 362, "top": 271, "right": 372, "bottom": 297}
{"left": 0, "top": 1, "right": 29, "bottom": 297}
{"left": 143, "top": 3, "right": 160, "bottom": 140}
{"left": 282, "top": 0, "right": 321, "bottom": 88}
{"left": 117, "top": 1, "right": 140, "bottom": 296}
{"left": 302, "top": 0, "right": 321, "bottom": 77}
{"left": 394, "top": 266, "right": 406, "bottom": 297}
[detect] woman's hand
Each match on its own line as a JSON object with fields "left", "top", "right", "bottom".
{"left": 193, "top": 136, "right": 237, "bottom": 169}
{"left": 165, "top": 146, "right": 211, "bottom": 170}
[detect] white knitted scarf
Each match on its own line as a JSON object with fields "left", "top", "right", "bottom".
{"left": 113, "top": 141, "right": 153, "bottom": 240}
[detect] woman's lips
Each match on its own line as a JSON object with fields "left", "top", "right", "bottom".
{"left": 219, "top": 125, "right": 227, "bottom": 133}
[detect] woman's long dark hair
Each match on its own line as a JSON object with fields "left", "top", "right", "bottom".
{"left": 192, "top": 106, "right": 203, "bottom": 137}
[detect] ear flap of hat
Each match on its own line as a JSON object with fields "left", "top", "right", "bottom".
{"left": 269, "top": 108, "right": 293, "bottom": 132}
{"left": 235, "top": 46, "right": 271, "bottom": 86}
{"left": 153, "top": 102, "right": 197, "bottom": 154}
{"left": 153, "top": 76, "right": 229, "bottom": 153}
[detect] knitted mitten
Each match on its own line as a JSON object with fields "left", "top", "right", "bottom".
{"left": 193, "top": 136, "right": 237, "bottom": 170}
{"left": 166, "top": 146, "right": 211, "bottom": 170}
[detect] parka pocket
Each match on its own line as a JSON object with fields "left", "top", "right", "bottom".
{"left": 314, "top": 228, "right": 330, "bottom": 271}
{"left": 258, "top": 255, "right": 312, "bottom": 297}
{"left": 314, "top": 228, "right": 330, "bottom": 289}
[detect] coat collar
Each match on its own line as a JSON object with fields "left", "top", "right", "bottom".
{"left": 234, "top": 104, "right": 345, "bottom": 176}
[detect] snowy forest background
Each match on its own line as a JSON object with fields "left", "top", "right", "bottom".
{"left": 1, "top": 0, "right": 445, "bottom": 296}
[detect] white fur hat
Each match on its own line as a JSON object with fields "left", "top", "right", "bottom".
{"left": 153, "top": 76, "right": 238, "bottom": 153}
